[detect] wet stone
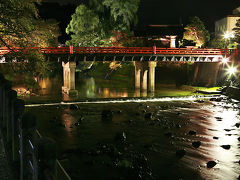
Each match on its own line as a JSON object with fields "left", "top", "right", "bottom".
{"left": 196, "top": 100, "right": 204, "bottom": 103}
{"left": 69, "top": 104, "right": 79, "bottom": 110}
{"left": 215, "top": 117, "right": 222, "bottom": 121}
{"left": 176, "top": 149, "right": 186, "bottom": 158}
{"left": 207, "top": 161, "right": 217, "bottom": 168}
{"left": 213, "top": 136, "right": 219, "bottom": 139}
{"left": 144, "top": 113, "right": 153, "bottom": 119}
{"left": 115, "top": 132, "right": 127, "bottom": 143}
{"left": 188, "top": 130, "right": 196, "bottom": 135}
{"left": 176, "top": 124, "right": 181, "bottom": 128}
{"left": 221, "top": 145, "right": 231, "bottom": 150}
{"left": 115, "top": 110, "right": 122, "bottom": 114}
{"left": 74, "top": 122, "right": 80, "bottom": 126}
{"left": 238, "top": 137, "right": 240, "bottom": 141}
{"left": 78, "top": 116, "right": 84, "bottom": 123}
{"left": 235, "top": 123, "right": 240, "bottom": 128}
{"left": 192, "top": 141, "right": 201, "bottom": 148}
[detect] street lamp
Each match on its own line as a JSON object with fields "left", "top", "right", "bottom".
{"left": 224, "top": 32, "right": 235, "bottom": 48}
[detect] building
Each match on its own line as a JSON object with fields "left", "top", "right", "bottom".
{"left": 134, "top": 24, "right": 184, "bottom": 48}
{"left": 215, "top": 7, "right": 240, "bottom": 37}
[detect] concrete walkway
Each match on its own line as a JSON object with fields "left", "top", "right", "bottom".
{"left": 0, "top": 133, "right": 14, "bottom": 180}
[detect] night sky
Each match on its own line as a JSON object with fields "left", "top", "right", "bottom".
{"left": 41, "top": 0, "right": 240, "bottom": 42}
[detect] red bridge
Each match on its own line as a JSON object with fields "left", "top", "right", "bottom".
{"left": 0, "top": 46, "right": 231, "bottom": 62}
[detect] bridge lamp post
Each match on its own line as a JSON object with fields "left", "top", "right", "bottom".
{"left": 227, "top": 66, "right": 237, "bottom": 76}
{"left": 224, "top": 32, "right": 234, "bottom": 48}
{"left": 225, "top": 65, "right": 238, "bottom": 86}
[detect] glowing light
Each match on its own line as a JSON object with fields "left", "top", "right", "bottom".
{"left": 222, "top": 58, "right": 229, "bottom": 64}
{"left": 224, "top": 33, "right": 230, "bottom": 39}
{"left": 227, "top": 66, "right": 237, "bottom": 75}
{"left": 224, "top": 32, "right": 235, "bottom": 39}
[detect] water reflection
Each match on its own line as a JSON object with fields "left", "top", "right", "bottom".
{"left": 199, "top": 102, "right": 240, "bottom": 180}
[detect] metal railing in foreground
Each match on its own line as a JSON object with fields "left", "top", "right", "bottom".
{"left": 0, "top": 73, "right": 71, "bottom": 180}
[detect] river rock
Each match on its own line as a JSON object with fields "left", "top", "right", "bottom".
{"left": 78, "top": 116, "right": 84, "bottom": 123}
{"left": 221, "top": 145, "right": 231, "bottom": 150}
{"left": 196, "top": 100, "right": 204, "bottom": 103}
{"left": 116, "top": 110, "right": 122, "bottom": 114}
{"left": 144, "top": 113, "right": 153, "bottom": 119}
{"left": 188, "top": 130, "right": 196, "bottom": 135}
{"left": 115, "top": 132, "right": 127, "bottom": 143}
{"left": 69, "top": 104, "right": 79, "bottom": 110}
{"left": 235, "top": 123, "right": 240, "bottom": 128}
{"left": 206, "top": 161, "right": 217, "bottom": 168}
{"left": 213, "top": 136, "right": 219, "bottom": 140}
{"left": 192, "top": 141, "right": 201, "bottom": 148}
{"left": 176, "top": 149, "right": 186, "bottom": 158}
{"left": 215, "top": 117, "right": 222, "bottom": 121}
{"left": 210, "top": 97, "right": 222, "bottom": 102}
{"left": 74, "top": 122, "right": 80, "bottom": 126}
{"left": 238, "top": 137, "right": 240, "bottom": 141}
{"left": 101, "top": 110, "right": 113, "bottom": 122}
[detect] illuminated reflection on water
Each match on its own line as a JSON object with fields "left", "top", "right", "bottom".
{"left": 26, "top": 98, "right": 240, "bottom": 179}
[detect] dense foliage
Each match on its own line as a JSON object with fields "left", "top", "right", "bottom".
{"left": 0, "top": 0, "right": 60, "bottom": 76}
{"left": 183, "top": 16, "right": 210, "bottom": 47}
{"left": 66, "top": 0, "right": 140, "bottom": 47}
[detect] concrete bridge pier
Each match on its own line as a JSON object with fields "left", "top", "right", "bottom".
{"left": 134, "top": 61, "right": 157, "bottom": 92}
{"left": 62, "top": 61, "right": 78, "bottom": 96}
{"left": 148, "top": 61, "right": 157, "bottom": 92}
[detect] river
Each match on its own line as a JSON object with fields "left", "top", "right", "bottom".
{"left": 2, "top": 63, "right": 240, "bottom": 179}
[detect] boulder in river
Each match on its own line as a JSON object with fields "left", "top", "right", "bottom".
{"left": 69, "top": 104, "right": 79, "bottom": 110}
{"left": 188, "top": 130, "right": 196, "bottom": 135}
{"left": 235, "top": 123, "right": 240, "bottom": 128}
{"left": 206, "top": 161, "right": 217, "bottom": 168}
{"left": 221, "top": 145, "right": 231, "bottom": 150}
{"left": 192, "top": 141, "right": 201, "bottom": 148}
{"left": 115, "top": 132, "right": 127, "bottom": 143}
{"left": 144, "top": 113, "right": 153, "bottom": 119}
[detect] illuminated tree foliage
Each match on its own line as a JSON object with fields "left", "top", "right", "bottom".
{"left": 183, "top": 16, "right": 210, "bottom": 47}
{"left": 66, "top": 0, "right": 140, "bottom": 46}
{"left": 233, "top": 18, "right": 240, "bottom": 44}
{"left": 0, "top": 0, "right": 39, "bottom": 47}
{"left": 0, "top": 0, "right": 60, "bottom": 47}
{"left": 0, "top": 0, "right": 60, "bottom": 76}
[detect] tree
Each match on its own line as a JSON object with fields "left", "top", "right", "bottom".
{"left": 232, "top": 18, "right": 240, "bottom": 46}
{"left": 66, "top": 0, "right": 140, "bottom": 47}
{"left": 183, "top": 16, "right": 210, "bottom": 47}
{"left": 0, "top": 0, "right": 61, "bottom": 77}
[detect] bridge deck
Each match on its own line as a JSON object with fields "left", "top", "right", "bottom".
{"left": 0, "top": 46, "right": 230, "bottom": 62}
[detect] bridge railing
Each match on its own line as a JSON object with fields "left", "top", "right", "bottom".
{"left": 0, "top": 46, "right": 232, "bottom": 56}
{"left": 0, "top": 73, "right": 71, "bottom": 180}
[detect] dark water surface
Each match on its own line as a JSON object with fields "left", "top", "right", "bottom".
{"left": 9, "top": 68, "right": 239, "bottom": 179}
{"left": 25, "top": 97, "right": 240, "bottom": 180}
